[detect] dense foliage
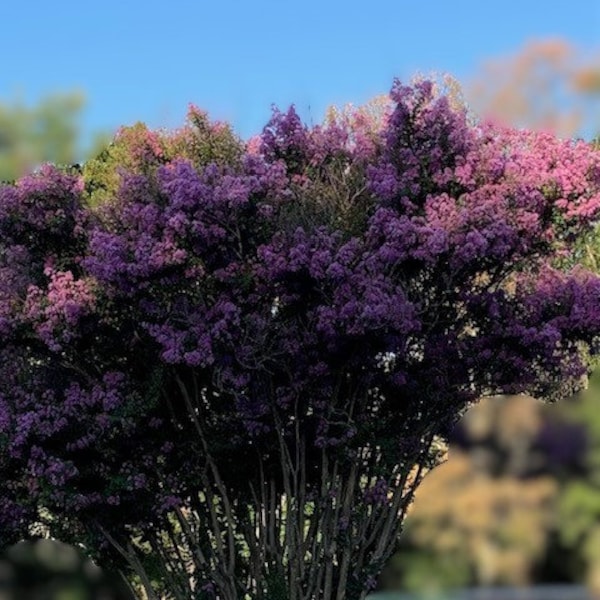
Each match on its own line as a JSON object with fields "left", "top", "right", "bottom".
{"left": 1, "top": 80, "right": 600, "bottom": 600}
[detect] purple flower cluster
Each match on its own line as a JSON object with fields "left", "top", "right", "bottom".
{"left": 24, "top": 268, "right": 96, "bottom": 351}
{"left": 364, "top": 478, "right": 390, "bottom": 505}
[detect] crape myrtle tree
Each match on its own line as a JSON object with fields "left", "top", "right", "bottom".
{"left": 1, "top": 80, "right": 600, "bottom": 600}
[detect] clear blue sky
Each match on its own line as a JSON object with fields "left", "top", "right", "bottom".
{"left": 2, "top": 0, "right": 598, "bottom": 145}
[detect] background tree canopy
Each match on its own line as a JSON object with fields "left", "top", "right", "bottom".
{"left": 0, "top": 91, "right": 109, "bottom": 183}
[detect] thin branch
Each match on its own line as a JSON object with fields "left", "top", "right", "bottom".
{"left": 94, "top": 523, "right": 158, "bottom": 600}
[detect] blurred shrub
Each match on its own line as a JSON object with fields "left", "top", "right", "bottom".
{"left": 0, "top": 539, "right": 134, "bottom": 599}
{"left": 381, "top": 389, "right": 598, "bottom": 595}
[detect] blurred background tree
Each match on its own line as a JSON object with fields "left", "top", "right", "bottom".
{"left": 379, "top": 396, "right": 562, "bottom": 594}
{"left": 0, "top": 91, "right": 110, "bottom": 182}
{"left": 555, "top": 371, "right": 600, "bottom": 593}
{"left": 379, "top": 383, "right": 600, "bottom": 596}
{"left": 465, "top": 38, "right": 600, "bottom": 140}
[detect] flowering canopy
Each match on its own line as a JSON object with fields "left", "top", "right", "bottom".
{"left": 1, "top": 80, "right": 600, "bottom": 599}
